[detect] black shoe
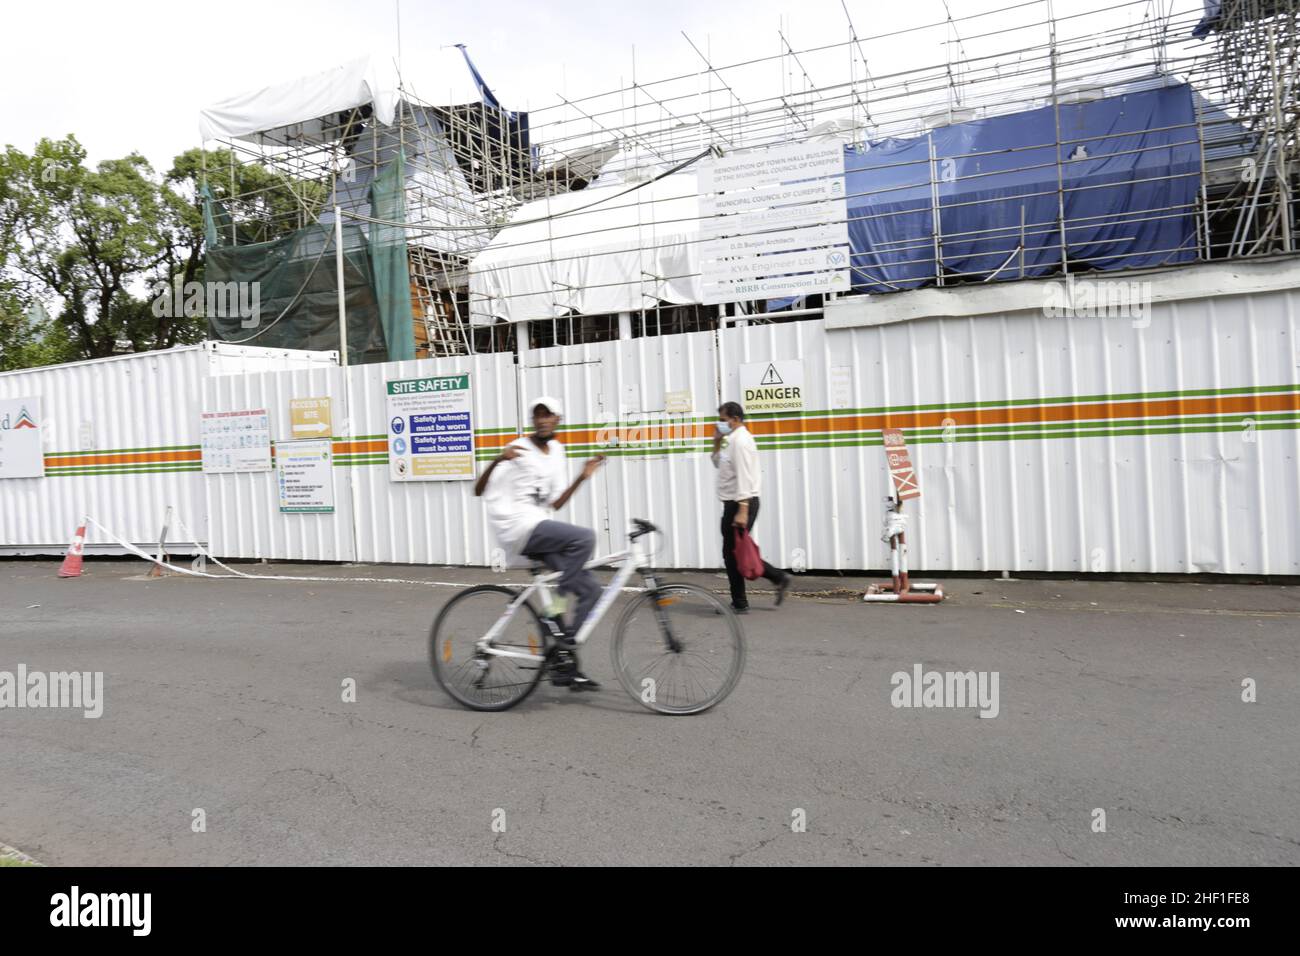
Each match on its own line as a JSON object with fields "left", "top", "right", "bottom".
{"left": 731, "top": 604, "right": 750, "bottom": 615}
{"left": 549, "top": 648, "right": 600, "bottom": 690}
{"left": 566, "top": 670, "right": 601, "bottom": 692}
{"left": 775, "top": 574, "right": 791, "bottom": 607}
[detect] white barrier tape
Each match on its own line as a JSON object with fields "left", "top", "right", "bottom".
{"left": 84, "top": 514, "right": 647, "bottom": 593}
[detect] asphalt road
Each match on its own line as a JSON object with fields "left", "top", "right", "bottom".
{"left": 1, "top": 558, "right": 1297, "bottom": 866}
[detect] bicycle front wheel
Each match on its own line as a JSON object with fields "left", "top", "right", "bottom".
{"left": 430, "top": 585, "right": 548, "bottom": 712}
{"left": 611, "top": 583, "right": 746, "bottom": 715}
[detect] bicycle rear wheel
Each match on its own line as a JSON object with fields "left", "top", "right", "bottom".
{"left": 430, "top": 585, "right": 549, "bottom": 711}
{"left": 611, "top": 583, "right": 745, "bottom": 715}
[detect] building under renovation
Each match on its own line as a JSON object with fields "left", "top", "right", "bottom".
{"left": 196, "top": 0, "right": 1299, "bottom": 360}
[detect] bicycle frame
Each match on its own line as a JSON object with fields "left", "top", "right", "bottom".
{"left": 476, "top": 535, "right": 658, "bottom": 663}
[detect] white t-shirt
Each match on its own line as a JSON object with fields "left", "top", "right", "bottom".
{"left": 483, "top": 437, "right": 570, "bottom": 553}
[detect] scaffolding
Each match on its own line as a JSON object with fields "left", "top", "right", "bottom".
{"left": 202, "top": 1, "right": 1299, "bottom": 357}
{"left": 201, "top": 56, "right": 541, "bottom": 359}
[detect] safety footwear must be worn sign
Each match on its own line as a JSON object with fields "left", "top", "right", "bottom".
{"left": 739, "top": 361, "right": 805, "bottom": 413}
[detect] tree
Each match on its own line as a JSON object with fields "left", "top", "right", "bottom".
{"left": 0, "top": 138, "right": 327, "bottom": 370}
{"left": 0, "top": 136, "right": 203, "bottom": 361}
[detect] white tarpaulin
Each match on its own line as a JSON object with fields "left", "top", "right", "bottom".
{"left": 469, "top": 173, "right": 702, "bottom": 325}
{"left": 198, "top": 50, "right": 486, "bottom": 144}
{"left": 199, "top": 57, "right": 398, "bottom": 143}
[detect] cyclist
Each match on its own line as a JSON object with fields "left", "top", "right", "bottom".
{"left": 474, "top": 396, "right": 606, "bottom": 690}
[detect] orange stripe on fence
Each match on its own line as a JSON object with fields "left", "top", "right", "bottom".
{"left": 333, "top": 440, "right": 388, "bottom": 455}
{"left": 46, "top": 449, "right": 203, "bottom": 467}
{"left": 472, "top": 393, "right": 1300, "bottom": 446}
{"left": 773, "top": 393, "right": 1300, "bottom": 435}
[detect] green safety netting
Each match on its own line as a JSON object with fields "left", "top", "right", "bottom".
{"left": 368, "top": 149, "right": 416, "bottom": 362}
{"left": 202, "top": 152, "right": 415, "bottom": 363}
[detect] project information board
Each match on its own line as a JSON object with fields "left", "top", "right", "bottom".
{"left": 699, "top": 142, "right": 849, "bottom": 304}
{"left": 275, "top": 438, "right": 335, "bottom": 513}
{"left": 385, "top": 374, "right": 475, "bottom": 481}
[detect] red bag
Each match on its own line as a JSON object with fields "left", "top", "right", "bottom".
{"left": 733, "top": 527, "right": 765, "bottom": 580}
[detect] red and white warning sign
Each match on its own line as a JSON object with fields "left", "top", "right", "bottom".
{"left": 882, "top": 428, "right": 920, "bottom": 500}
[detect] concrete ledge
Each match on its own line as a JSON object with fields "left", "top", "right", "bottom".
{"left": 824, "top": 255, "right": 1300, "bottom": 328}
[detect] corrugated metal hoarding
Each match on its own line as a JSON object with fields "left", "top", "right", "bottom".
{"left": 3, "top": 285, "right": 1297, "bottom": 575}
{"left": 0, "top": 343, "right": 337, "bottom": 555}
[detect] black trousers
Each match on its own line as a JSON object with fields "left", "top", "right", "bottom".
{"left": 721, "top": 497, "right": 785, "bottom": 609}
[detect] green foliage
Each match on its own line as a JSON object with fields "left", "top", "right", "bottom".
{"left": 0, "top": 136, "right": 330, "bottom": 371}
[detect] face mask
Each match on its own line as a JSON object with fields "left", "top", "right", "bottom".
{"left": 716, "top": 421, "right": 732, "bottom": 435}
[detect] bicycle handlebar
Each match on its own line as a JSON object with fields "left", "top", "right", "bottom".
{"left": 629, "top": 518, "right": 659, "bottom": 540}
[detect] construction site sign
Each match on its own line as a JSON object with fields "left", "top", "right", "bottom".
{"left": 740, "top": 361, "right": 805, "bottom": 413}
{"left": 882, "top": 427, "right": 921, "bottom": 500}
{"left": 386, "top": 374, "right": 475, "bottom": 481}
{"left": 0, "top": 396, "right": 44, "bottom": 479}
{"left": 200, "top": 408, "right": 271, "bottom": 473}
{"left": 275, "top": 438, "right": 334, "bottom": 513}
{"left": 289, "top": 397, "right": 332, "bottom": 439}
{"left": 699, "top": 142, "right": 849, "bottom": 305}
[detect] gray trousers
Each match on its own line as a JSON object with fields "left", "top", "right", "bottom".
{"left": 522, "top": 520, "right": 600, "bottom": 639}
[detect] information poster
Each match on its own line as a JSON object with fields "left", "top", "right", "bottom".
{"left": 201, "top": 409, "right": 271, "bottom": 473}
{"left": 275, "top": 438, "right": 335, "bottom": 513}
{"left": 0, "top": 396, "right": 45, "bottom": 479}
{"left": 385, "top": 374, "right": 475, "bottom": 481}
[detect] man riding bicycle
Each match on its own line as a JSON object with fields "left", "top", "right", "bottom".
{"left": 474, "top": 396, "right": 606, "bottom": 690}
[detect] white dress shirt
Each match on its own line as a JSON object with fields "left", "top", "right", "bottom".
{"left": 711, "top": 424, "right": 761, "bottom": 501}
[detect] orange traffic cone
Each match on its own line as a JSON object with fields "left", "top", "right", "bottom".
{"left": 58, "top": 523, "right": 86, "bottom": 578}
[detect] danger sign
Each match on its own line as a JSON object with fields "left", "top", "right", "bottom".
{"left": 882, "top": 428, "right": 920, "bottom": 500}
{"left": 739, "top": 360, "right": 804, "bottom": 413}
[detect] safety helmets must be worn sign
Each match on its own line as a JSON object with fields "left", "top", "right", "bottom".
{"left": 739, "top": 361, "right": 804, "bottom": 413}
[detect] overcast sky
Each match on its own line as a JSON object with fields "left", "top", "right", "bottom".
{"left": 1, "top": 0, "right": 1198, "bottom": 170}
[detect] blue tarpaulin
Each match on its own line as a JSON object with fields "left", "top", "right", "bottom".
{"left": 841, "top": 84, "right": 1201, "bottom": 294}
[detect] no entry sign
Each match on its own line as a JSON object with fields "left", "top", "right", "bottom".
{"left": 882, "top": 427, "right": 920, "bottom": 500}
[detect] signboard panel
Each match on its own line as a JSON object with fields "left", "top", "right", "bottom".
{"left": 699, "top": 141, "right": 846, "bottom": 193}
{"left": 289, "top": 397, "right": 332, "bottom": 439}
{"left": 703, "top": 245, "right": 852, "bottom": 285}
{"left": 702, "top": 199, "right": 846, "bottom": 240}
{"left": 702, "top": 221, "right": 849, "bottom": 259}
{"left": 882, "top": 427, "right": 921, "bottom": 500}
{"left": 201, "top": 409, "right": 271, "bottom": 473}
{"left": 701, "top": 178, "right": 844, "bottom": 217}
{"left": 709, "top": 271, "right": 850, "bottom": 303}
{"left": 0, "top": 397, "right": 44, "bottom": 479}
{"left": 739, "top": 361, "right": 805, "bottom": 413}
{"left": 386, "top": 374, "right": 475, "bottom": 481}
{"left": 276, "top": 438, "right": 334, "bottom": 513}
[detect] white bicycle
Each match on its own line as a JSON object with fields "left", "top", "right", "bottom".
{"left": 430, "top": 519, "right": 746, "bottom": 714}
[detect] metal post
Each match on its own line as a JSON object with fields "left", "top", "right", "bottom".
{"left": 1048, "top": 1, "right": 1068, "bottom": 275}
{"left": 928, "top": 131, "right": 943, "bottom": 286}
{"left": 335, "top": 205, "right": 349, "bottom": 367}
{"left": 618, "top": 311, "right": 632, "bottom": 339}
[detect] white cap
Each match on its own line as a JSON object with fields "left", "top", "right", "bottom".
{"left": 529, "top": 395, "right": 564, "bottom": 418}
